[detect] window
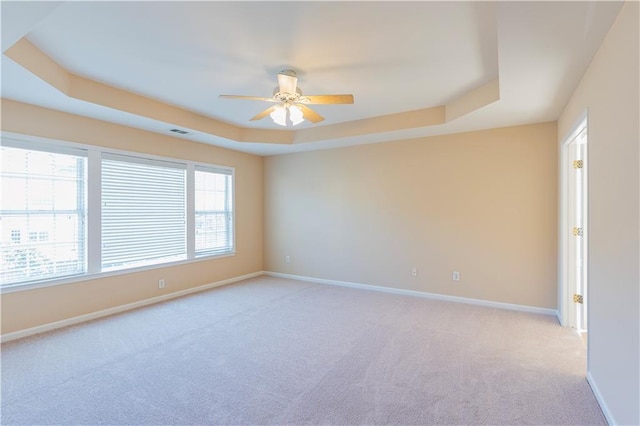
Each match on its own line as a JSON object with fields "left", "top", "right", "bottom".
{"left": 1, "top": 144, "right": 87, "bottom": 285}
{"left": 0, "top": 137, "right": 234, "bottom": 289}
{"left": 101, "top": 154, "right": 187, "bottom": 271}
{"left": 195, "top": 166, "right": 234, "bottom": 257}
{"left": 29, "top": 231, "right": 49, "bottom": 242}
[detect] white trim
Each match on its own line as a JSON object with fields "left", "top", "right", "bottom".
{"left": 87, "top": 149, "right": 102, "bottom": 274}
{"left": 561, "top": 110, "right": 589, "bottom": 148}
{"left": 586, "top": 372, "right": 617, "bottom": 425}
{"left": 558, "top": 110, "right": 589, "bottom": 328}
{"left": 265, "top": 272, "right": 558, "bottom": 316}
{"left": 0, "top": 271, "right": 263, "bottom": 343}
{"left": 186, "top": 163, "right": 196, "bottom": 259}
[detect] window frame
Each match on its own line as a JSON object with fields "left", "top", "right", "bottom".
{"left": 1, "top": 140, "right": 88, "bottom": 285}
{"left": 1, "top": 132, "right": 236, "bottom": 294}
{"left": 194, "top": 165, "right": 235, "bottom": 258}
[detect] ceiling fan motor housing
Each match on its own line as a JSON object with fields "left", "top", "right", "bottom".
{"left": 273, "top": 88, "right": 303, "bottom": 103}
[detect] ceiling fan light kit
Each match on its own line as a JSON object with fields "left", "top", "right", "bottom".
{"left": 269, "top": 104, "right": 304, "bottom": 126}
{"left": 220, "top": 70, "right": 354, "bottom": 127}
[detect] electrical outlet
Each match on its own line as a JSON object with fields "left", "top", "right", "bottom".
{"left": 285, "top": 255, "right": 291, "bottom": 264}
{"left": 158, "top": 279, "right": 165, "bottom": 289}
{"left": 452, "top": 271, "right": 460, "bottom": 281}
{"left": 411, "top": 267, "right": 418, "bottom": 277}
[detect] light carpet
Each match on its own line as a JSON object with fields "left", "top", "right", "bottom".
{"left": 1, "top": 276, "right": 605, "bottom": 425}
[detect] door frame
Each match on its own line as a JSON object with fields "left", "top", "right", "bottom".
{"left": 559, "top": 110, "right": 588, "bottom": 329}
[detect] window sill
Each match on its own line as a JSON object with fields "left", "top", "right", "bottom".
{"left": 0, "top": 251, "right": 236, "bottom": 294}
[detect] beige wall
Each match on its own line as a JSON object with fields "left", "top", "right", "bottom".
{"left": 264, "top": 122, "right": 558, "bottom": 309}
{"left": 1, "top": 99, "right": 264, "bottom": 335}
{"left": 558, "top": 2, "right": 639, "bottom": 424}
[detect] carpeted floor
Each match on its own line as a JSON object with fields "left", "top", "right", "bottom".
{"left": 1, "top": 276, "right": 605, "bottom": 425}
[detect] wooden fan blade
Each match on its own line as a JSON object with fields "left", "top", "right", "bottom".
{"left": 250, "top": 106, "right": 276, "bottom": 121}
{"left": 277, "top": 72, "right": 298, "bottom": 94}
{"left": 219, "top": 95, "right": 275, "bottom": 102}
{"left": 299, "top": 104, "right": 325, "bottom": 123}
{"left": 301, "top": 94, "right": 354, "bottom": 104}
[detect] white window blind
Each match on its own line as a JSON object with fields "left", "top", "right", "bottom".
{"left": 101, "top": 153, "right": 187, "bottom": 271}
{"left": 194, "top": 166, "right": 234, "bottom": 256}
{"left": 1, "top": 144, "right": 87, "bottom": 286}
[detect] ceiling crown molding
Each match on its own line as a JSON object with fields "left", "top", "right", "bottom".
{"left": 4, "top": 37, "right": 499, "bottom": 147}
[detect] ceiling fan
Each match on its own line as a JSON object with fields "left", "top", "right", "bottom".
{"left": 219, "top": 70, "right": 354, "bottom": 127}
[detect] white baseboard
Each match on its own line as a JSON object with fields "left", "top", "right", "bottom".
{"left": 265, "top": 271, "right": 558, "bottom": 317}
{"left": 2, "top": 270, "right": 558, "bottom": 343}
{"left": 0, "top": 271, "right": 264, "bottom": 343}
{"left": 586, "top": 372, "right": 616, "bottom": 426}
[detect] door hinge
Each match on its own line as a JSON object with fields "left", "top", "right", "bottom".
{"left": 573, "top": 294, "right": 584, "bottom": 304}
{"left": 573, "top": 160, "right": 583, "bottom": 169}
{"left": 573, "top": 227, "right": 583, "bottom": 236}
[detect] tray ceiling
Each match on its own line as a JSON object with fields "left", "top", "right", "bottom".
{"left": 1, "top": 1, "right": 623, "bottom": 155}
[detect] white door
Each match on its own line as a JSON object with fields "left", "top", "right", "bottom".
{"left": 564, "top": 124, "right": 588, "bottom": 332}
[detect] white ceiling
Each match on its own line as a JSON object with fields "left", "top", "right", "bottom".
{"left": 1, "top": 1, "right": 623, "bottom": 156}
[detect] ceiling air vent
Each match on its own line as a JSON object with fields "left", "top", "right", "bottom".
{"left": 169, "top": 128, "right": 189, "bottom": 135}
